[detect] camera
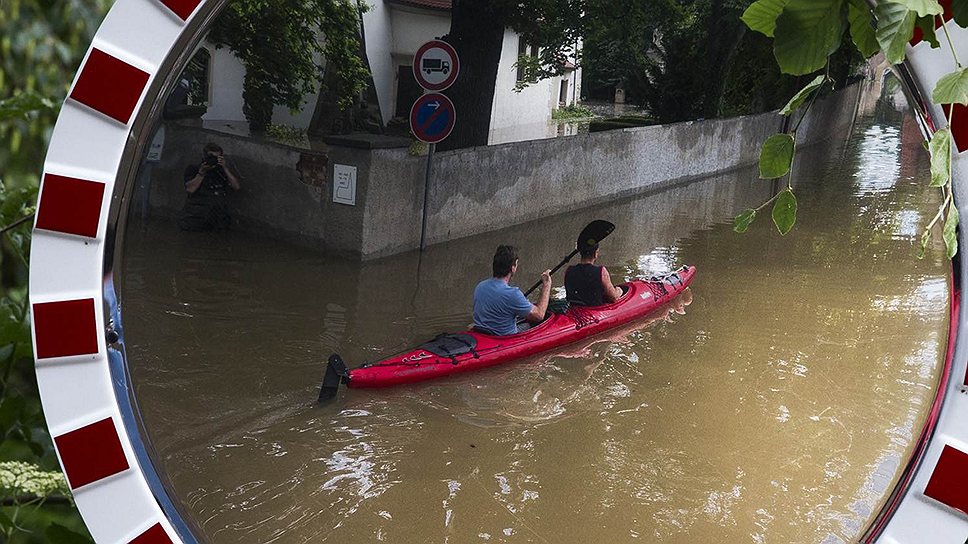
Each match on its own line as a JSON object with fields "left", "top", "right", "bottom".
{"left": 204, "top": 155, "right": 219, "bottom": 167}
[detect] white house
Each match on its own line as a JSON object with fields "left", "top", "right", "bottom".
{"left": 184, "top": 0, "right": 582, "bottom": 145}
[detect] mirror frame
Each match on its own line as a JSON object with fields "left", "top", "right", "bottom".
{"left": 24, "top": 0, "right": 968, "bottom": 542}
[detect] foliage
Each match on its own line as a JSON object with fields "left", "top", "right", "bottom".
{"left": 0, "top": 93, "right": 55, "bottom": 124}
{"left": 582, "top": 0, "right": 861, "bottom": 123}
{"left": 504, "top": 0, "right": 586, "bottom": 86}
{"left": 581, "top": 0, "right": 680, "bottom": 110}
{"left": 208, "top": 0, "right": 371, "bottom": 133}
{"left": 0, "top": 461, "right": 69, "bottom": 498}
{"left": 265, "top": 123, "right": 310, "bottom": 148}
{"left": 0, "top": 0, "right": 113, "bottom": 190}
{"left": 780, "top": 74, "right": 828, "bottom": 114}
{"left": 1, "top": 0, "right": 112, "bottom": 542}
{"left": 759, "top": 133, "right": 796, "bottom": 178}
{"left": 771, "top": 188, "right": 798, "bottom": 235}
{"left": 551, "top": 104, "right": 595, "bottom": 120}
{"left": 588, "top": 115, "right": 657, "bottom": 132}
{"left": 737, "top": 0, "right": 961, "bottom": 252}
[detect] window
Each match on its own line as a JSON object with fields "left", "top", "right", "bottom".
{"left": 183, "top": 48, "right": 211, "bottom": 106}
{"left": 516, "top": 37, "right": 539, "bottom": 83}
{"left": 165, "top": 48, "right": 210, "bottom": 116}
{"left": 169, "top": 48, "right": 210, "bottom": 108}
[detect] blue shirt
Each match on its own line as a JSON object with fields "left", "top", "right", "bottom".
{"left": 472, "top": 278, "right": 533, "bottom": 335}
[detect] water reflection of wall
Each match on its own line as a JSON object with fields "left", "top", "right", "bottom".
{"left": 133, "top": 85, "right": 861, "bottom": 261}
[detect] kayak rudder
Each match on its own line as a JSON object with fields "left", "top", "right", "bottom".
{"left": 318, "top": 354, "right": 350, "bottom": 402}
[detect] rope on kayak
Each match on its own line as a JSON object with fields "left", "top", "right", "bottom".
{"left": 646, "top": 280, "right": 668, "bottom": 299}
{"left": 568, "top": 305, "right": 599, "bottom": 330}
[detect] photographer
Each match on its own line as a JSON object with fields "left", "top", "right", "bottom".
{"left": 179, "top": 142, "right": 241, "bottom": 231}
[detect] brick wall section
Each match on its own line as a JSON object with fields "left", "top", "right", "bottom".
{"left": 297, "top": 152, "right": 329, "bottom": 189}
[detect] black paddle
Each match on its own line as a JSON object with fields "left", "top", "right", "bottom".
{"left": 523, "top": 220, "right": 616, "bottom": 297}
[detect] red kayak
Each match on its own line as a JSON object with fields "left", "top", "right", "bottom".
{"left": 319, "top": 265, "right": 695, "bottom": 399}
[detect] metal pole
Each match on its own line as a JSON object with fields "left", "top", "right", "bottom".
{"left": 419, "top": 143, "right": 435, "bottom": 251}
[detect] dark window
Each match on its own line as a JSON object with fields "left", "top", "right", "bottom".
{"left": 516, "top": 37, "right": 528, "bottom": 82}
{"left": 516, "top": 37, "right": 539, "bottom": 83}
{"left": 183, "top": 48, "right": 211, "bottom": 106}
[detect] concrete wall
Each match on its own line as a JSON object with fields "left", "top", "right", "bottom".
{"left": 359, "top": 83, "right": 862, "bottom": 257}
{"left": 141, "top": 83, "right": 862, "bottom": 260}
{"left": 138, "top": 125, "right": 371, "bottom": 255}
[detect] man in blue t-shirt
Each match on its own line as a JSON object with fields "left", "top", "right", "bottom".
{"left": 473, "top": 245, "right": 552, "bottom": 336}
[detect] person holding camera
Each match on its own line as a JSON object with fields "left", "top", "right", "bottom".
{"left": 179, "top": 142, "right": 241, "bottom": 231}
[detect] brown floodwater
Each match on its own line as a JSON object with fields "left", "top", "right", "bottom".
{"left": 120, "top": 100, "right": 949, "bottom": 543}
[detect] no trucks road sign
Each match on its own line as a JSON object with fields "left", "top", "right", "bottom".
{"left": 413, "top": 40, "right": 460, "bottom": 91}
{"left": 410, "top": 93, "right": 456, "bottom": 144}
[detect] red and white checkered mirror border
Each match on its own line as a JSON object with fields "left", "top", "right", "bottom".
{"left": 25, "top": 0, "right": 968, "bottom": 542}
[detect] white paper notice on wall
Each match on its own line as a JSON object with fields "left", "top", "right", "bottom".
{"left": 333, "top": 164, "right": 357, "bottom": 206}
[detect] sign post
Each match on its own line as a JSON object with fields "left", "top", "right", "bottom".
{"left": 411, "top": 40, "right": 459, "bottom": 251}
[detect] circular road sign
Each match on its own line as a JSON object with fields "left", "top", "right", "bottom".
{"left": 413, "top": 40, "right": 460, "bottom": 91}
{"left": 410, "top": 93, "right": 456, "bottom": 144}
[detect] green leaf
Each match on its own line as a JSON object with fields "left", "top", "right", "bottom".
{"left": 915, "top": 15, "right": 941, "bottom": 48}
{"left": 734, "top": 209, "right": 758, "bottom": 233}
{"left": 918, "top": 229, "right": 931, "bottom": 259}
{"left": 933, "top": 68, "right": 968, "bottom": 104}
{"left": 46, "top": 523, "right": 94, "bottom": 544}
{"left": 0, "top": 92, "right": 55, "bottom": 122}
{"left": 895, "top": 0, "right": 943, "bottom": 17}
{"left": 954, "top": 0, "right": 968, "bottom": 27}
{"left": 0, "top": 396, "right": 25, "bottom": 435}
{"left": 772, "top": 189, "right": 798, "bottom": 235}
{"left": 0, "top": 510, "right": 13, "bottom": 532}
{"left": 944, "top": 204, "right": 959, "bottom": 259}
{"left": 848, "top": 0, "right": 880, "bottom": 57}
{"left": 742, "top": 0, "right": 792, "bottom": 37}
{"left": 875, "top": 2, "right": 918, "bottom": 64}
{"left": 773, "top": 0, "right": 847, "bottom": 75}
{"left": 929, "top": 128, "right": 951, "bottom": 186}
{"left": 759, "top": 133, "right": 796, "bottom": 178}
{"left": 781, "top": 75, "right": 827, "bottom": 115}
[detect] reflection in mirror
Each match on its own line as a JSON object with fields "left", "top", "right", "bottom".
{"left": 119, "top": 1, "right": 950, "bottom": 542}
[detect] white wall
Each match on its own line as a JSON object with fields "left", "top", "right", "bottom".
{"left": 202, "top": 39, "right": 320, "bottom": 129}
{"left": 198, "top": 6, "right": 572, "bottom": 141}
{"left": 389, "top": 8, "right": 449, "bottom": 56}
{"left": 362, "top": 1, "right": 396, "bottom": 124}
{"left": 202, "top": 43, "right": 246, "bottom": 123}
{"left": 488, "top": 29, "right": 557, "bottom": 145}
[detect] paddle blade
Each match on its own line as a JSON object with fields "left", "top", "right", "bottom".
{"left": 577, "top": 220, "right": 615, "bottom": 251}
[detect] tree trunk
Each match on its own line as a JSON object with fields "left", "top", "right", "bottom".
{"left": 242, "top": 71, "right": 273, "bottom": 133}
{"left": 438, "top": 0, "right": 508, "bottom": 151}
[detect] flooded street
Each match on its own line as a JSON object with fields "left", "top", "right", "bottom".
{"left": 120, "top": 100, "right": 949, "bottom": 543}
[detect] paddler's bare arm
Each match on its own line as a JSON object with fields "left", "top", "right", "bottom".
{"left": 601, "top": 266, "right": 623, "bottom": 303}
{"left": 526, "top": 269, "right": 552, "bottom": 322}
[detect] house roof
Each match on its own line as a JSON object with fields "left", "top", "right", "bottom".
{"left": 385, "top": 0, "right": 452, "bottom": 12}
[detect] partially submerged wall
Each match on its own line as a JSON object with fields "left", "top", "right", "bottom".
{"left": 139, "top": 84, "right": 862, "bottom": 259}
{"left": 366, "top": 83, "right": 862, "bottom": 256}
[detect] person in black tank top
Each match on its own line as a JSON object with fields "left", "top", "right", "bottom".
{"left": 564, "top": 243, "right": 624, "bottom": 306}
